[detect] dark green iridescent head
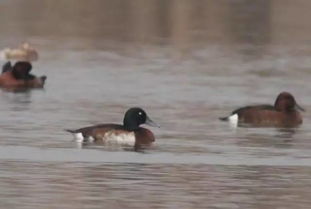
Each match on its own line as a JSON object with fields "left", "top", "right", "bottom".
{"left": 123, "top": 107, "right": 159, "bottom": 131}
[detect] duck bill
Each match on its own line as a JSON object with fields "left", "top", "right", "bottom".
{"left": 295, "top": 104, "right": 305, "bottom": 112}
{"left": 146, "top": 116, "right": 160, "bottom": 128}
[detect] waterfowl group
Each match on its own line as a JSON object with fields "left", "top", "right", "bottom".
{"left": 0, "top": 43, "right": 306, "bottom": 151}
{"left": 0, "top": 43, "right": 46, "bottom": 90}
{"left": 0, "top": 61, "right": 46, "bottom": 89}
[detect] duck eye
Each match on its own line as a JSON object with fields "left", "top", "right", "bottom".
{"left": 138, "top": 112, "right": 143, "bottom": 116}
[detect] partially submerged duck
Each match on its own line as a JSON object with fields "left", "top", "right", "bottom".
{"left": 220, "top": 92, "right": 304, "bottom": 128}
{"left": 66, "top": 107, "right": 159, "bottom": 150}
{"left": 0, "top": 61, "right": 46, "bottom": 89}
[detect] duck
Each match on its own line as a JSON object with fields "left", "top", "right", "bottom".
{"left": 220, "top": 92, "right": 304, "bottom": 127}
{"left": 66, "top": 107, "right": 159, "bottom": 150}
{"left": 0, "top": 61, "right": 46, "bottom": 89}
{"left": 0, "top": 43, "right": 38, "bottom": 62}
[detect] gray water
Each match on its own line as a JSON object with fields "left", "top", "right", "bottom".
{"left": 0, "top": 0, "right": 311, "bottom": 208}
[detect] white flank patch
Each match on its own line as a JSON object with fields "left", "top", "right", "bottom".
{"left": 72, "top": 133, "right": 95, "bottom": 143}
{"left": 228, "top": 114, "right": 238, "bottom": 127}
{"left": 103, "top": 131, "right": 135, "bottom": 146}
{"left": 87, "top": 136, "right": 95, "bottom": 143}
{"left": 73, "top": 132, "right": 84, "bottom": 143}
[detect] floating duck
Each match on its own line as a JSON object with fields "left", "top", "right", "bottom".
{"left": 0, "top": 43, "right": 38, "bottom": 62}
{"left": 220, "top": 92, "right": 304, "bottom": 127}
{"left": 0, "top": 61, "right": 46, "bottom": 89}
{"left": 66, "top": 107, "right": 159, "bottom": 150}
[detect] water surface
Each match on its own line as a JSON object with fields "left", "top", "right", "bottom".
{"left": 0, "top": 0, "right": 311, "bottom": 208}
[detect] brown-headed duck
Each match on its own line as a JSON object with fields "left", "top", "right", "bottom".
{"left": 220, "top": 92, "right": 304, "bottom": 127}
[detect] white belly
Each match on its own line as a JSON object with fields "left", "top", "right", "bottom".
{"left": 103, "top": 131, "right": 136, "bottom": 146}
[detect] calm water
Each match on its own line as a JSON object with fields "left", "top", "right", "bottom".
{"left": 0, "top": 0, "right": 311, "bottom": 208}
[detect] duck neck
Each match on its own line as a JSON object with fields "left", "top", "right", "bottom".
{"left": 123, "top": 120, "right": 139, "bottom": 131}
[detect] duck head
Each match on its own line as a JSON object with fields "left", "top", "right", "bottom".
{"left": 123, "top": 107, "right": 159, "bottom": 131}
{"left": 274, "top": 92, "right": 304, "bottom": 112}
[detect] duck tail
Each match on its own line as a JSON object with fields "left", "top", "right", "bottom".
{"left": 64, "top": 129, "right": 76, "bottom": 133}
{"left": 219, "top": 116, "right": 229, "bottom": 121}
